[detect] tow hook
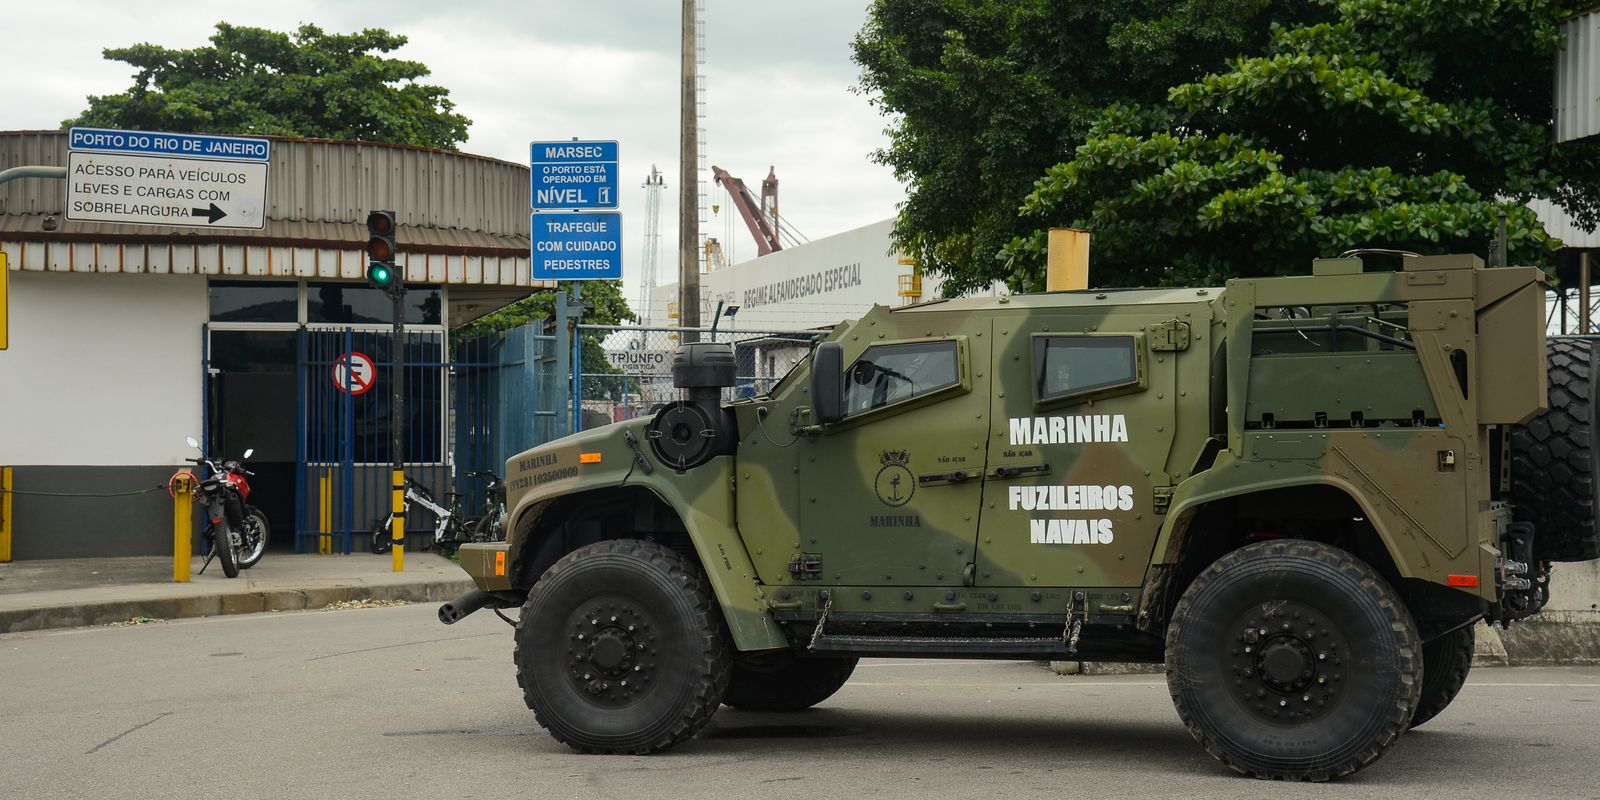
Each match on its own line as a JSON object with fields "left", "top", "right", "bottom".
{"left": 1493, "top": 522, "right": 1548, "bottom": 624}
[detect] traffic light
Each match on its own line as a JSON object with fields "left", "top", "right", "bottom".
{"left": 365, "top": 210, "right": 401, "bottom": 296}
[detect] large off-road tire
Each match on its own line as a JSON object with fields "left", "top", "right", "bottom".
{"left": 723, "top": 655, "right": 858, "bottom": 712}
{"left": 1165, "top": 540, "right": 1421, "bottom": 781}
{"left": 1410, "top": 626, "right": 1474, "bottom": 729}
{"left": 515, "top": 539, "right": 731, "bottom": 754}
{"left": 1511, "top": 338, "right": 1599, "bottom": 562}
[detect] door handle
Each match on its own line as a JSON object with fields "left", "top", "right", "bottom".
{"left": 990, "top": 463, "right": 1050, "bottom": 479}
{"left": 918, "top": 469, "right": 975, "bottom": 486}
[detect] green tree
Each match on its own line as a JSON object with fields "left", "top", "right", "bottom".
{"left": 858, "top": 0, "right": 1600, "bottom": 293}
{"left": 1004, "top": 0, "right": 1594, "bottom": 289}
{"left": 853, "top": 0, "right": 1316, "bottom": 294}
{"left": 64, "top": 23, "right": 470, "bottom": 149}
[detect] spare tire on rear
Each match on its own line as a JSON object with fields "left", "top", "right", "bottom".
{"left": 1510, "top": 337, "right": 1600, "bottom": 562}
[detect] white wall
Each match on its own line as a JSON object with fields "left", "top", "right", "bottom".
{"left": 652, "top": 219, "right": 934, "bottom": 331}
{"left": 0, "top": 270, "right": 205, "bottom": 465}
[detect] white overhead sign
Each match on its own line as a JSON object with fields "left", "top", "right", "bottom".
{"left": 66, "top": 127, "right": 270, "bottom": 230}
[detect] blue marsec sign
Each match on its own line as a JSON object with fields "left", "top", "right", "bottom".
{"left": 530, "top": 140, "right": 618, "bottom": 210}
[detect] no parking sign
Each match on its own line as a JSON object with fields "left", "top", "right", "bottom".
{"left": 332, "top": 352, "right": 376, "bottom": 395}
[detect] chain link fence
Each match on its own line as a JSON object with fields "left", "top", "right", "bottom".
{"left": 575, "top": 325, "right": 827, "bottom": 426}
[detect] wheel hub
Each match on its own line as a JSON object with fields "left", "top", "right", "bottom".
{"left": 1227, "top": 600, "right": 1347, "bottom": 723}
{"left": 567, "top": 603, "right": 656, "bottom": 706}
{"left": 1258, "top": 636, "right": 1315, "bottom": 692}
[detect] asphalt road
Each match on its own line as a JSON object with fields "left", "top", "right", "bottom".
{"left": 3, "top": 605, "right": 1597, "bottom": 800}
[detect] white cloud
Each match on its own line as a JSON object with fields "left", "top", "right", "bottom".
{"left": 0, "top": 1, "right": 906, "bottom": 312}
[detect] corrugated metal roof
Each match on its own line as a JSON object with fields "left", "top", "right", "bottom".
{"left": 1530, "top": 197, "right": 1600, "bottom": 248}
{"left": 0, "top": 215, "right": 525, "bottom": 255}
{"left": 1556, "top": 8, "right": 1600, "bottom": 144}
{"left": 0, "top": 238, "right": 549, "bottom": 288}
{"left": 1, "top": 131, "right": 532, "bottom": 235}
{"left": 0, "top": 131, "right": 552, "bottom": 288}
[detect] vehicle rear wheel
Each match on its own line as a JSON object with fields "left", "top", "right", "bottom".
{"left": 1165, "top": 540, "right": 1420, "bottom": 781}
{"left": 723, "top": 654, "right": 857, "bottom": 711}
{"left": 515, "top": 539, "right": 731, "bottom": 754}
{"left": 236, "top": 506, "right": 270, "bottom": 569}
{"left": 1510, "top": 337, "right": 1599, "bottom": 562}
{"left": 210, "top": 523, "right": 239, "bottom": 579}
{"left": 1410, "top": 626, "right": 1474, "bottom": 729}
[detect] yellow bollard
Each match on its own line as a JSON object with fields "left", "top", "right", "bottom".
{"left": 1, "top": 466, "right": 13, "bottom": 563}
{"left": 391, "top": 469, "right": 405, "bottom": 572}
{"left": 318, "top": 470, "right": 332, "bottom": 554}
{"left": 171, "top": 471, "right": 194, "bottom": 582}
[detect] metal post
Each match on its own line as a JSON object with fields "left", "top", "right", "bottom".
{"left": 1582, "top": 252, "right": 1592, "bottom": 336}
{"left": 0, "top": 166, "right": 66, "bottom": 186}
{"left": 679, "top": 0, "right": 701, "bottom": 339}
{"left": 572, "top": 283, "right": 584, "bottom": 433}
{"left": 1, "top": 466, "right": 12, "bottom": 563}
{"left": 172, "top": 472, "right": 193, "bottom": 582}
{"left": 391, "top": 288, "right": 407, "bottom": 571}
{"left": 554, "top": 290, "right": 571, "bottom": 435}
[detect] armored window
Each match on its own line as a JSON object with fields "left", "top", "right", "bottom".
{"left": 1033, "top": 335, "right": 1139, "bottom": 402}
{"left": 843, "top": 339, "right": 961, "bottom": 416}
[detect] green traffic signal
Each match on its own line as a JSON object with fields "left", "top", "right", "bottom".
{"left": 366, "top": 261, "right": 394, "bottom": 289}
{"left": 365, "top": 209, "right": 401, "bottom": 295}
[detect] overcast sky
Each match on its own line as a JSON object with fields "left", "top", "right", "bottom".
{"left": 0, "top": 1, "right": 905, "bottom": 311}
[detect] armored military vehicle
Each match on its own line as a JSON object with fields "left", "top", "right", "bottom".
{"left": 438, "top": 252, "right": 1596, "bottom": 780}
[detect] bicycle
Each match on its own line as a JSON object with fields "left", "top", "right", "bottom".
{"left": 369, "top": 471, "right": 503, "bottom": 556}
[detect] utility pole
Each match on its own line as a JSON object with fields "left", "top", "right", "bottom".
{"left": 679, "top": 0, "right": 701, "bottom": 340}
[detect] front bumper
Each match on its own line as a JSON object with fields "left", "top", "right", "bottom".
{"left": 457, "top": 542, "right": 513, "bottom": 592}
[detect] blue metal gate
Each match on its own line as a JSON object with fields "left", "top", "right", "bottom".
{"left": 294, "top": 322, "right": 558, "bottom": 553}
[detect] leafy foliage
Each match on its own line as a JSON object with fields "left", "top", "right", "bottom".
{"left": 64, "top": 23, "right": 471, "bottom": 150}
{"left": 854, "top": 0, "right": 1313, "bottom": 293}
{"left": 858, "top": 0, "right": 1600, "bottom": 292}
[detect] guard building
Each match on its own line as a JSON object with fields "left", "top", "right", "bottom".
{"left": 0, "top": 130, "right": 555, "bottom": 560}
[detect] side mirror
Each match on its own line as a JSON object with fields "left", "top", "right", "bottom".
{"left": 810, "top": 341, "right": 845, "bottom": 425}
{"left": 185, "top": 436, "right": 200, "bottom": 450}
{"left": 242, "top": 448, "right": 254, "bottom": 460}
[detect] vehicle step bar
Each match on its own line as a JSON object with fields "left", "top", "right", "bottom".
{"left": 807, "top": 633, "right": 1071, "bottom": 656}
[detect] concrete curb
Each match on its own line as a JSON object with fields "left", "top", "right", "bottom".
{"left": 0, "top": 577, "right": 475, "bottom": 634}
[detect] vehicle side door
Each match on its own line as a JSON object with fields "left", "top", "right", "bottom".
{"left": 796, "top": 322, "right": 990, "bottom": 587}
{"left": 976, "top": 313, "right": 1183, "bottom": 588}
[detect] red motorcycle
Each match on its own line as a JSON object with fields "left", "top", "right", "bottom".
{"left": 184, "top": 437, "right": 269, "bottom": 577}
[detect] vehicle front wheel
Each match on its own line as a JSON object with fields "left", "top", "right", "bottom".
{"left": 515, "top": 539, "right": 731, "bottom": 754}
{"left": 723, "top": 654, "right": 857, "bottom": 711}
{"left": 1165, "top": 540, "right": 1420, "bottom": 781}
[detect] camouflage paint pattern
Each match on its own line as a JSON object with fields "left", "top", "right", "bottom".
{"left": 460, "top": 253, "right": 1546, "bottom": 651}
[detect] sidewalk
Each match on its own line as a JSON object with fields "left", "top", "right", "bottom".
{"left": 0, "top": 552, "right": 476, "bottom": 633}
